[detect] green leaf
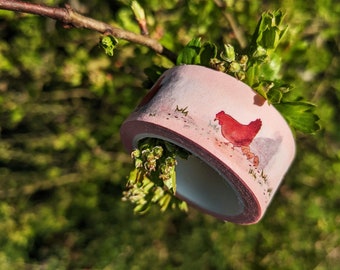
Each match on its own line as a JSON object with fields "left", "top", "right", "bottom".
{"left": 143, "top": 65, "right": 168, "bottom": 88}
{"left": 266, "top": 81, "right": 290, "bottom": 104}
{"left": 245, "top": 65, "right": 256, "bottom": 86}
{"left": 267, "top": 87, "right": 283, "bottom": 104}
{"left": 257, "top": 53, "right": 282, "bottom": 81}
{"left": 159, "top": 193, "right": 171, "bottom": 212}
{"left": 261, "top": 27, "right": 279, "bottom": 49}
{"left": 171, "top": 169, "right": 176, "bottom": 193}
{"left": 199, "top": 42, "right": 217, "bottom": 66}
{"left": 275, "top": 101, "right": 320, "bottom": 134}
{"left": 273, "top": 9, "right": 285, "bottom": 25}
{"left": 99, "top": 35, "right": 118, "bottom": 56}
{"left": 220, "top": 44, "right": 236, "bottom": 62}
{"left": 252, "top": 81, "right": 269, "bottom": 100}
{"left": 130, "top": 0, "right": 148, "bottom": 35}
{"left": 176, "top": 38, "right": 202, "bottom": 65}
{"left": 249, "top": 10, "right": 287, "bottom": 54}
{"left": 130, "top": 0, "right": 146, "bottom": 21}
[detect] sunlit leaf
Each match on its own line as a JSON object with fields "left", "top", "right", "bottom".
{"left": 176, "top": 37, "right": 202, "bottom": 65}
{"left": 99, "top": 35, "right": 118, "bottom": 56}
{"left": 275, "top": 101, "right": 320, "bottom": 133}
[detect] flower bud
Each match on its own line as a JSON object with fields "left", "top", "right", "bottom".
{"left": 229, "top": 61, "right": 241, "bottom": 73}
{"left": 165, "top": 157, "right": 177, "bottom": 167}
{"left": 239, "top": 55, "right": 248, "bottom": 66}
{"left": 134, "top": 158, "right": 143, "bottom": 168}
{"left": 152, "top": 146, "right": 163, "bottom": 159}
{"left": 131, "top": 149, "right": 141, "bottom": 159}
{"left": 223, "top": 44, "right": 236, "bottom": 62}
{"left": 253, "top": 46, "right": 267, "bottom": 58}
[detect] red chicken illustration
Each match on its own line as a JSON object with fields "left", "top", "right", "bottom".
{"left": 214, "top": 111, "right": 262, "bottom": 147}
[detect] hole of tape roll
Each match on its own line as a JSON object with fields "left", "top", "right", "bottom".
{"left": 176, "top": 155, "right": 243, "bottom": 217}
{"left": 132, "top": 134, "right": 244, "bottom": 218}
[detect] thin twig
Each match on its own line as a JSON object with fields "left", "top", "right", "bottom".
{"left": 0, "top": 0, "right": 177, "bottom": 62}
{"left": 224, "top": 12, "right": 247, "bottom": 49}
{"left": 214, "top": 0, "right": 247, "bottom": 49}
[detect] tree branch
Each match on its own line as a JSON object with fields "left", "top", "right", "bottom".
{"left": 0, "top": 0, "right": 177, "bottom": 63}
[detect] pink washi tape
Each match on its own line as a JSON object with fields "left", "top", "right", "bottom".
{"left": 120, "top": 65, "right": 296, "bottom": 224}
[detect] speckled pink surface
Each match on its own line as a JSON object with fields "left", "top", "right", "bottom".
{"left": 120, "top": 65, "right": 296, "bottom": 224}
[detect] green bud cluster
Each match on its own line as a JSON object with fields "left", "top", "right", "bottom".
{"left": 209, "top": 43, "right": 249, "bottom": 81}
{"left": 123, "top": 138, "right": 189, "bottom": 214}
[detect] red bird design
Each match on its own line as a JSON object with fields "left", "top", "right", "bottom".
{"left": 214, "top": 111, "right": 262, "bottom": 147}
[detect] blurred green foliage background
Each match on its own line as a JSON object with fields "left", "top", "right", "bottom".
{"left": 0, "top": 0, "right": 339, "bottom": 269}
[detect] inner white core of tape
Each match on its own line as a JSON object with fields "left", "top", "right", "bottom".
{"left": 176, "top": 155, "right": 243, "bottom": 217}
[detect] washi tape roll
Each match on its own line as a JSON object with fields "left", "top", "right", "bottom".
{"left": 120, "top": 65, "right": 296, "bottom": 224}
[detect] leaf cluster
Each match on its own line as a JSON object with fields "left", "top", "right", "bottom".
{"left": 99, "top": 35, "right": 119, "bottom": 56}
{"left": 175, "top": 10, "right": 320, "bottom": 134}
{"left": 123, "top": 138, "right": 189, "bottom": 213}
